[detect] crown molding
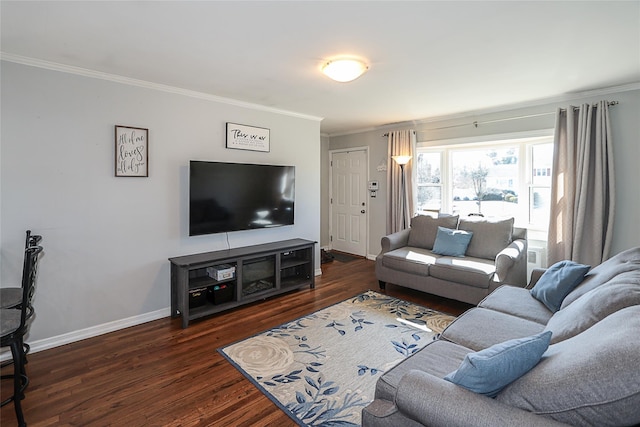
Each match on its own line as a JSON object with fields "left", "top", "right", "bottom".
{"left": 0, "top": 52, "right": 324, "bottom": 123}
{"left": 328, "top": 82, "right": 640, "bottom": 137}
{"left": 411, "top": 82, "right": 640, "bottom": 126}
{"left": 3, "top": 52, "right": 636, "bottom": 136}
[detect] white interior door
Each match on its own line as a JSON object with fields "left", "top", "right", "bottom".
{"left": 330, "top": 149, "right": 368, "bottom": 256}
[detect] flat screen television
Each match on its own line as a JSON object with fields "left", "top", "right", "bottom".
{"left": 189, "top": 161, "right": 295, "bottom": 236}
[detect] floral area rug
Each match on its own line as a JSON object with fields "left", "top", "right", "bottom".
{"left": 218, "top": 290, "right": 456, "bottom": 426}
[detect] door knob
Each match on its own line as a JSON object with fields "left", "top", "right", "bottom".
{"left": 361, "top": 210, "right": 366, "bottom": 214}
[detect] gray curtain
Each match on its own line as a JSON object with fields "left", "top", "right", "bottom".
{"left": 547, "top": 101, "right": 615, "bottom": 266}
{"left": 386, "top": 130, "right": 416, "bottom": 233}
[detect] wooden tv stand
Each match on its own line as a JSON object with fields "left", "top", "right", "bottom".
{"left": 169, "top": 238, "right": 316, "bottom": 328}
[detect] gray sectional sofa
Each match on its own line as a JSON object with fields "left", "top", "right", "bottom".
{"left": 363, "top": 246, "right": 640, "bottom": 427}
{"left": 376, "top": 215, "right": 527, "bottom": 305}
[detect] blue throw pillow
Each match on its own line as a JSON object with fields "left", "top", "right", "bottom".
{"left": 432, "top": 227, "right": 473, "bottom": 257}
{"left": 444, "top": 330, "right": 552, "bottom": 397}
{"left": 530, "top": 260, "right": 591, "bottom": 312}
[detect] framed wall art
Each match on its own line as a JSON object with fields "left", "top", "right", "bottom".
{"left": 226, "top": 122, "right": 270, "bottom": 152}
{"left": 115, "top": 125, "right": 148, "bottom": 177}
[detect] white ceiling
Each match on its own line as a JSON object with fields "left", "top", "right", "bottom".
{"left": 2, "top": 1, "right": 639, "bottom": 135}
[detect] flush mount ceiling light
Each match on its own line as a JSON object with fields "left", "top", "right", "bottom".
{"left": 321, "top": 58, "right": 368, "bottom": 82}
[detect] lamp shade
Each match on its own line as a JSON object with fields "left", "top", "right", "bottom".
{"left": 322, "top": 59, "right": 368, "bottom": 82}
{"left": 392, "top": 155, "right": 412, "bottom": 166}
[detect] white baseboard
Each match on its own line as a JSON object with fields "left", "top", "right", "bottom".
{"left": 0, "top": 307, "right": 171, "bottom": 361}
{"left": 1, "top": 268, "right": 326, "bottom": 361}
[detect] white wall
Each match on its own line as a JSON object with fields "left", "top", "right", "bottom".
{"left": 0, "top": 60, "right": 322, "bottom": 348}
{"left": 328, "top": 87, "right": 640, "bottom": 260}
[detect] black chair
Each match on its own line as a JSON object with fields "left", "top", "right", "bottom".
{"left": 0, "top": 231, "right": 42, "bottom": 310}
{"left": 1, "top": 231, "right": 42, "bottom": 371}
{"left": 1, "top": 245, "right": 43, "bottom": 427}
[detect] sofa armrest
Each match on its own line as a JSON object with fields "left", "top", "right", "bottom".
{"left": 395, "top": 370, "right": 569, "bottom": 427}
{"left": 380, "top": 228, "right": 411, "bottom": 253}
{"left": 492, "top": 238, "right": 527, "bottom": 288}
{"left": 527, "top": 268, "right": 547, "bottom": 289}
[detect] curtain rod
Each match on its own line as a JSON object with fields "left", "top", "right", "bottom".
{"left": 382, "top": 101, "right": 618, "bottom": 136}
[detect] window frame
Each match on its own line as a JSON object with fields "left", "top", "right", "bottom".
{"left": 414, "top": 130, "right": 554, "bottom": 231}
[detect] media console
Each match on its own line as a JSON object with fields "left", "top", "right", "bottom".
{"left": 169, "top": 238, "right": 316, "bottom": 328}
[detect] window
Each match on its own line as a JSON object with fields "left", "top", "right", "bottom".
{"left": 529, "top": 142, "right": 553, "bottom": 227}
{"left": 415, "top": 134, "right": 554, "bottom": 229}
{"left": 416, "top": 152, "right": 442, "bottom": 212}
{"left": 450, "top": 146, "right": 519, "bottom": 218}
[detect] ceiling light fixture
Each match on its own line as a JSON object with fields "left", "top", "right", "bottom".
{"left": 322, "top": 58, "right": 368, "bottom": 82}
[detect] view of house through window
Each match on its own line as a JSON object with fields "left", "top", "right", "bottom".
{"left": 529, "top": 142, "right": 554, "bottom": 227}
{"left": 415, "top": 135, "right": 553, "bottom": 229}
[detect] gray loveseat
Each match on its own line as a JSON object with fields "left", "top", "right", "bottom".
{"left": 363, "top": 246, "right": 640, "bottom": 427}
{"left": 376, "top": 215, "right": 527, "bottom": 305}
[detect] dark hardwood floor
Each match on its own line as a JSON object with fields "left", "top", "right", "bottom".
{"left": 1, "top": 257, "right": 472, "bottom": 427}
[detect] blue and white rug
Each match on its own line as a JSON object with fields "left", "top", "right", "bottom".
{"left": 219, "top": 290, "right": 456, "bottom": 426}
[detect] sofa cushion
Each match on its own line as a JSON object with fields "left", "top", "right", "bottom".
{"left": 561, "top": 246, "right": 640, "bottom": 308}
{"left": 496, "top": 306, "right": 640, "bottom": 426}
{"left": 444, "top": 331, "right": 552, "bottom": 398}
{"left": 432, "top": 227, "right": 473, "bottom": 257}
{"left": 407, "top": 215, "right": 459, "bottom": 250}
{"left": 441, "top": 307, "right": 545, "bottom": 351}
{"left": 374, "top": 339, "right": 469, "bottom": 402}
{"left": 381, "top": 247, "right": 437, "bottom": 276}
{"left": 458, "top": 217, "right": 514, "bottom": 260}
{"left": 544, "top": 280, "right": 640, "bottom": 344}
{"left": 478, "top": 286, "right": 553, "bottom": 325}
{"left": 429, "top": 257, "right": 496, "bottom": 289}
{"left": 529, "top": 260, "right": 590, "bottom": 312}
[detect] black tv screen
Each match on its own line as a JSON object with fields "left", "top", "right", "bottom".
{"left": 189, "top": 161, "right": 295, "bottom": 236}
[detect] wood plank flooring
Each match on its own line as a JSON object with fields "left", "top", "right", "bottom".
{"left": 1, "top": 258, "right": 472, "bottom": 427}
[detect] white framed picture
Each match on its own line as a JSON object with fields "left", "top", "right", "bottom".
{"left": 115, "top": 125, "right": 148, "bottom": 177}
{"left": 226, "top": 122, "right": 270, "bottom": 152}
